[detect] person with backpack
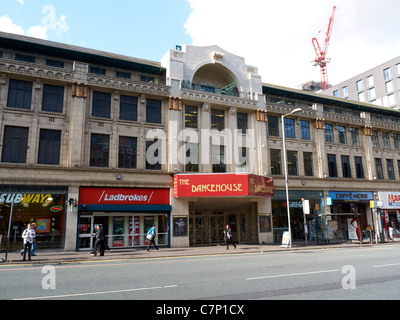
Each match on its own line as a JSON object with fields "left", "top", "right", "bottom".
{"left": 146, "top": 224, "right": 159, "bottom": 251}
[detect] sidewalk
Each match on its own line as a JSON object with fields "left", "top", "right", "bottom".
{"left": 1, "top": 240, "right": 391, "bottom": 265}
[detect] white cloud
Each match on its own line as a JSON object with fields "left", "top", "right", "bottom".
{"left": 27, "top": 25, "right": 48, "bottom": 40}
{"left": 16, "top": 0, "right": 24, "bottom": 5}
{"left": 0, "top": 15, "right": 25, "bottom": 35}
{"left": 184, "top": 0, "right": 400, "bottom": 88}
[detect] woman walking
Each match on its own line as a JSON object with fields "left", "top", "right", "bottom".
{"left": 224, "top": 224, "right": 236, "bottom": 250}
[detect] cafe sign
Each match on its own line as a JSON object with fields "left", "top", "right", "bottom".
{"left": 174, "top": 173, "right": 274, "bottom": 198}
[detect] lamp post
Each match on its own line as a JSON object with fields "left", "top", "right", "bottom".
{"left": 281, "top": 108, "right": 302, "bottom": 248}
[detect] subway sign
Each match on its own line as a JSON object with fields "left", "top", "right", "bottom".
{"left": 0, "top": 193, "right": 52, "bottom": 204}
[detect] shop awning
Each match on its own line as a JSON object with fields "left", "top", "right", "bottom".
{"left": 173, "top": 173, "right": 274, "bottom": 198}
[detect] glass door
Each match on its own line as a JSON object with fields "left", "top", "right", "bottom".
{"left": 78, "top": 215, "right": 93, "bottom": 251}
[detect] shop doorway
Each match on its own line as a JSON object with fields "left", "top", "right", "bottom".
{"left": 78, "top": 215, "right": 93, "bottom": 250}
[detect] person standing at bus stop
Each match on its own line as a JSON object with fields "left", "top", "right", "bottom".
{"left": 22, "top": 223, "right": 35, "bottom": 261}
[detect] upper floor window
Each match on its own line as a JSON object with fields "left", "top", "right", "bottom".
{"left": 211, "top": 109, "right": 224, "bottom": 131}
{"left": 120, "top": 95, "right": 138, "bottom": 122}
{"left": 268, "top": 116, "right": 279, "bottom": 137}
{"left": 372, "top": 131, "right": 379, "bottom": 148}
{"left": 92, "top": 91, "right": 111, "bottom": 118}
{"left": 237, "top": 112, "right": 248, "bottom": 133}
{"left": 212, "top": 145, "right": 226, "bottom": 173}
{"left": 375, "top": 158, "right": 384, "bottom": 180}
{"left": 356, "top": 80, "right": 364, "bottom": 91}
{"left": 303, "top": 152, "right": 314, "bottom": 177}
{"left": 146, "top": 99, "right": 162, "bottom": 124}
{"left": 367, "top": 75, "right": 374, "bottom": 87}
{"left": 394, "top": 134, "right": 400, "bottom": 150}
{"left": 42, "top": 84, "right": 64, "bottom": 113}
{"left": 327, "top": 154, "right": 338, "bottom": 178}
{"left": 118, "top": 136, "right": 137, "bottom": 169}
{"left": 1, "top": 126, "right": 29, "bottom": 164}
{"left": 341, "top": 155, "right": 351, "bottom": 178}
{"left": 355, "top": 157, "right": 364, "bottom": 179}
{"left": 337, "top": 126, "right": 347, "bottom": 144}
{"left": 324, "top": 124, "right": 334, "bottom": 143}
{"left": 287, "top": 151, "right": 298, "bottom": 176}
{"left": 350, "top": 128, "right": 360, "bottom": 146}
{"left": 38, "top": 129, "right": 61, "bottom": 165}
{"left": 284, "top": 118, "right": 295, "bottom": 138}
{"left": 46, "top": 59, "right": 64, "bottom": 68}
{"left": 7, "top": 79, "right": 32, "bottom": 110}
{"left": 382, "top": 132, "right": 391, "bottom": 149}
{"left": 300, "top": 120, "right": 310, "bottom": 140}
{"left": 89, "top": 65, "right": 106, "bottom": 75}
{"left": 387, "top": 159, "right": 395, "bottom": 180}
{"left": 342, "top": 86, "right": 348, "bottom": 97}
{"left": 15, "top": 53, "right": 35, "bottom": 63}
{"left": 185, "top": 105, "right": 198, "bottom": 129}
{"left": 384, "top": 67, "right": 392, "bottom": 80}
{"left": 270, "top": 149, "right": 281, "bottom": 175}
{"left": 90, "top": 133, "right": 110, "bottom": 168}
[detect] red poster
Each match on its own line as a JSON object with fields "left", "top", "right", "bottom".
{"left": 79, "top": 187, "right": 169, "bottom": 205}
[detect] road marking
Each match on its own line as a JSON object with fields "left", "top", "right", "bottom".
{"left": 373, "top": 263, "right": 400, "bottom": 268}
{"left": 246, "top": 269, "right": 339, "bottom": 281}
{"left": 14, "top": 285, "right": 178, "bottom": 300}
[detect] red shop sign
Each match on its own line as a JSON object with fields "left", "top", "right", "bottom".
{"left": 174, "top": 173, "right": 274, "bottom": 198}
{"left": 79, "top": 187, "right": 169, "bottom": 205}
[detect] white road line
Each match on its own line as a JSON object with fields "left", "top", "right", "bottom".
{"left": 373, "top": 263, "right": 400, "bottom": 268}
{"left": 246, "top": 269, "right": 339, "bottom": 281}
{"left": 14, "top": 285, "right": 177, "bottom": 300}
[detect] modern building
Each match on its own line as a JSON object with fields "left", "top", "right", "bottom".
{"left": 0, "top": 31, "right": 400, "bottom": 252}
{"left": 322, "top": 56, "right": 400, "bottom": 110}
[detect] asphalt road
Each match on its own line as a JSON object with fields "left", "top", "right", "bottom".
{"left": 1, "top": 245, "right": 400, "bottom": 302}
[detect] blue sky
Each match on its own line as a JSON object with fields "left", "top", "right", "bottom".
{"left": 1, "top": 0, "right": 400, "bottom": 88}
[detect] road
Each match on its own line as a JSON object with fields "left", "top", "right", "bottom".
{"left": 1, "top": 245, "right": 400, "bottom": 302}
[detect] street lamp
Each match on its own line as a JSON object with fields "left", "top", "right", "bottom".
{"left": 281, "top": 108, "right": 302, "bottom": 248}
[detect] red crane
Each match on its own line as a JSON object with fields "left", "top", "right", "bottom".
{"left": 312, "top": 6, "right": 337, "bottom": 90}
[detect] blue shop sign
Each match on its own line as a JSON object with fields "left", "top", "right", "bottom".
{"left": 329, "top": 191, "right": 373, "bottom": 201}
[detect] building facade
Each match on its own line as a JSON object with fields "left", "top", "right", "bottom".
{"left": 0, "top": 32, "right": 400, "bottom": 252}
{"left": 323, "top": 56, "right": 400, "bottom": 110}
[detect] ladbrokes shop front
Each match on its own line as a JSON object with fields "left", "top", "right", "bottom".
{"left": 171, "top": 173, "right": 274, "bottom": 247}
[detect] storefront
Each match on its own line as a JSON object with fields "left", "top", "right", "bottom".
{"left": 0, "top": 186, "right": 67, "bottom": 250}
{"left": 272, "top": 190, "right": 324, "bottom": 243}
{"left": 378, "top": 192, "right": 400, "bottom": 240}
{"left": 172, "top": 173, "right": 274, "bottom": 246}
{"left": 78, "top": 187, "right": 171, "bottom": 251}
{"left": 326, "top": 191, "right": 373, "bottom": 243}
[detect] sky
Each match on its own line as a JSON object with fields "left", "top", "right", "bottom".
{"left": 1, "top": 0, "right": 400, "bottom": 89}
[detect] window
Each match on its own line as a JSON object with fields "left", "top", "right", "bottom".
{"left": 90, "top": 134, "right": 110, "bottom": 167}
{"left": 372, "top": 131, "right": 379, "bottom": 148}
{"left": 211, "top": 109, "right": 224, "bottom": 131}
{"left": 270, "top": 149, "right": 281, "bottom": 175}
{"left": 300, "top": 120, "right": 310, "bottom": 140}
{"left": 120, "top": 95, "right": 138, "bottom": 122}
{"left": 212, "top": 145, "right": 226, "bottom": 173}
{"left": 89, "top": 65, "right": 106, "bottom": 75}
{"left": 1, "top": 126, "right": 29, "bottom": 163}
{"left": 238, "top": 147, "right": 249, "bottom": 172}
{"left": 337, "top": 126, "right": 347, "bottom": 144}
{"left": 327, "top": 154, "right": 338, "bottom": 178}
{"left": 350, "top": 128, "right": 360, "bottom": 146}
{"left": 342, "top": 86, "right": 348, "bottom": 97}
{"left": 386, "top": 81, "right": 394, "bottom": 93}
{"left": 268, "top": 116, "right": 279, "bottom": 136}
{"left": 146, "top": 99, "right": 162, "bottom": 124}
{"left": 368, "top": 87, "right": 376, "bottom": 100}
{"left": 42, "top": 84, "right": 64, "bottom": 113}
{"left": 341, "top": 155, "right": 352, "bottom": 178}
{"left": 7, "top": 79, "right": 33, "bottom": 110}
{"left": 324, "top": 124, "right": 334, "bottom": 143}
{"left": 185, "top": 106, "right": 198, "bottom": 129}
{"left": 118, "top": 136, "right": 137, "bottom": 169}
{"left": 185, "top": 143, "right": 199, "bottom": 172}
{"left": 303, "top": 152, "right": 314, "bottom": 177}
{"left": 356, "top": 80, "right": 364, "bottom": 91}
{"left": 384, "top": 67, "right": 391, "bottom": 80}
{"left": 284, "top": 118, "right": 295, "bottom": 138}
{"left": 333, "top": 90, "right": 339, "bottom": 97}
{"left": 355, "top": 157, "right": 364, "bottom": 179}
{"left": 387, "top": 159, "right": 395, "bottom": 180}
{"left": 394, "top": 134, "right": 400, "bottom": 150}
{"left": 92, "top": 91, "right": 111, "bottom": 118}
{"left": 38, "top": 129, "right": 61, "bottom": 165}
{"left": 146, "top": 139, "right": 162, "bottom": 170}
{"left": 116, "top": 71, "right": 131, "bottom": 79}
{"left": 398, "top": 160, "right": 400, "bottom": 180}
{"left": 46, "top": 59, "right": 64, "bottom": 68}
{"left": 287, "top": 151, "right": 298, "bottom": 176}
{"left": 375, "top": 158, "right": 384, "bottom": 180}
{"left": 367, "top": 75, "right": 374, "bottom": 87}
{"left": 237, "top": 112, "right": 248, "bottom": 133}
{"left": 387, "top": 94, "right": 396, "bottom": 106}
{"left": 358, "top": 92, "right": 365, "bottom": 102}
{"left": 15, "top": 53, "right": 35, "bottom": 63}
{"left": 382, "top": 132, "right": 391, "bottom": 149}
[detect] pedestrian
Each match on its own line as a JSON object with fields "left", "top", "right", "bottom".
{"left": 30, "top": 223, "right": 37, "bottom": 256}
{"left": 146, "top": 224, "right": 159, "bottom": 251}
{"left": 224, "top": 224, "right": 236, "bottom": 250}
{"left": 91, "top": 225, "right": 104, "bottom": 257}
{"left": 21, "top": 223, "right": 35, "bottom": 261}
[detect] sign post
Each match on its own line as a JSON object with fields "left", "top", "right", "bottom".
{"left": 4, "top": 198, "right": 14, "bottom": 262}
{"left": 302, "top": 199, "right": 310, "bottom": 245}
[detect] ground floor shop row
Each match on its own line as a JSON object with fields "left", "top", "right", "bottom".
{"left": 1, "top": 182, "right": 400, "bottom": 251}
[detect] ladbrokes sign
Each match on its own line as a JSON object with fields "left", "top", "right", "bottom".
{"left": 174, "top": 173, "right": 274, "bottom": 198}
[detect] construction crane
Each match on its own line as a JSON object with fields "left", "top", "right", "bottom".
{"left": 312, "top": 6, "right": 337, "bottom": 90}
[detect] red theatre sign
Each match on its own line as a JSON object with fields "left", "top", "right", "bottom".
{"left": 174, "top": 174, "right": 274, "bottom": 198}
{"left": 79, "top": 187, "right": 169, "bottom": 205}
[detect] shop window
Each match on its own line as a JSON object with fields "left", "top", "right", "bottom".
{"left": 42, "top": 84, "right": 64, "bottom": 113}
{"left": 355, "top": 157, "right": 364, "bottom": 179}
{"left": 237, "top": 112, "right": 248, "bottom": 133}
{"left": 268, "top": 116, "right": 279, "bottom": 137}
{"left": 284, "top": 118, "right": 295, "bottom": 138}
{"left": 38, "top": 129, "right": 61, "bottom": 165}
{"left": 324, "top": 124, "right": 334, "bottom": 143}
{"left": 270, "top": 149, "right": 281, "bottom": 175}
{"left": 120, "top": 95, "right": 138, "bottom": 122}
{"left": 90, "top": 133, "right": 110, "bottom": 167}
{"left": 387, "top": 159, "right": 395, "bottom": 180}
{"left": 327, "top": 154, "right": 338, "bottom": 178}
{"left": 375, "top": 158, "right": 384, "bottom": 180}
{"left": 146, "top": 99, "right": 162, "bottom": 124}
{"left": 211, "top": 109, "right": 225, "bottom": 131}
{"left": 118, "top": 136, "right": 137, "bottom": 169}
{"left": 7, "top": 79, "right": 33, "bottom": 110}
{"left": 2, "top": 126, "right": 29, "bottom": 163}
{"left": 185, "top": 105, "right": 198, "bottom": 129}
{"left": 92, "top": 91, "right": 111, "bottom": 118}
{"left": 341, "top": 155, "right": 352, "bottom": 178}
{"left": 303, "top": 152, "right": 314, "bottom": 177}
